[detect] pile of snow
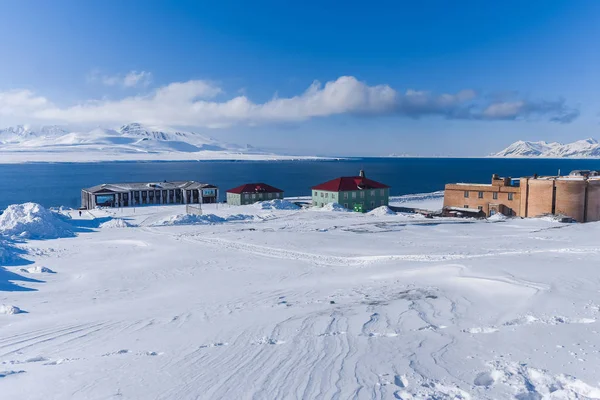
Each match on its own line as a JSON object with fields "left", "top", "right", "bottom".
{"left": 319, "top": 203, "right": 350, "bottom": 212}
{"left": 254, "top": 199, "right": 300, "bottom": 211}
{"left": 152, "top": 213, "right": 254, "bottom": 226}
{"left": 19, "top": 266, "right": 55, "bottom": 274}
{"left": 487, "top": 213, "right": 507, "bottom": 222}
{"left": 99, "top": 218, "right": 135, "bottom": 228}
{"left": 0, "top": 203, "right": 74, "bottom": 239}
{"left": 368, "top": 206, "right": 396, "bottom": 216}
{"left": 0, "top": 305, "right": 22, "bottom": 315}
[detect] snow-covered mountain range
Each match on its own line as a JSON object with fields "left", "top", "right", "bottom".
{"left": 0, "top": 123, "right": 312, "bottom": 162}
{"left": 492, "top": 138, "right": 600, "bottom": 158}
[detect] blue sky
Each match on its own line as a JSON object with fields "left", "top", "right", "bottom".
{"left": 0, "top": 1, "right": 598, "bottom": 156}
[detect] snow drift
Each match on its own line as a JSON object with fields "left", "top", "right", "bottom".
{"left": 0, "top": 305, "right": 22, "bottom": 315}
{"left": 254, "top": 200, "right": 300, "bottom": 211}
{"left": 318, "top": 203, "right": 350, "bottom": 212}
{"left": 368, "top": 206, "right": 396, "bottom": 216}
{"left": 0, "top": 203, "right": 74, "bottom": 239}
{"left": 151, "top": 213, "right": 254, "bottom": 226}
{"left": 99, "top": 218, "right": 135, "bottom": 228}
{"left": 487, "top": 213, "right": 507, "bottom": 222}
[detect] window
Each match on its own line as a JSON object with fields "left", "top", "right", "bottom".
{"left": 268, "top": 193, "right": 272, "bottom": 199}
{"left": 380, "top": 189, "right": 385, "bottom": 196}
{"left": 344, "top": 203, "right": 348, "bottom": 208}
{"left": 360, "top": 192, "right": 364, "bottom": 198}
{"left": 371, "top": 190, "right": 375, "bottom": 196}
{"left": 352, "top": 192, "right": 356, "bottom": 198}
{"left": 508, "top": 193, "right": 514, "bottom": 201}
{"left": 464, "top": 205, "right": 469, "bottom": 209}
{"left": 321, "top": 192, "right": 324, "bottom": 198}
{"left": 325, "top": 192, "right": 329, "bottom": 198}
{"left": 493, "top": 192, "right": 498, "bottom": 200}
{"left": 370, "top": 201, "right": 375, "bottom": 208}
{"left": 478, "top": 191, "right": 483, "bottom": 199}
{"left": 313, "top": 201, "right": 317, "bottom": 206}
{"left": 464, "top": 191, "right": 469, "bottom": 198}
{"left": 252, "top": 193, "right": 256, "bottom": 199}
{"left": 313, "top": 191, "right": 317, "bottom": 196}
{"left": 478, "top": 206, "right": 483, "bottom": 211}
{"left": 275, "top": 193, "right": 280, "bottom": 198}
{"left": 344, "top": 192, "right": 348, "bottom": 199}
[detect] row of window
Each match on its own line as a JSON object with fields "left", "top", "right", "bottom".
{"left": 464, "top": 191, "right": 513, "bottom": 201}
{"left": 314, "top": 189, "right": 386, "bottom": 199}
{"left": 464, "top": 205, "right": 515, "bottom": 216}
{"left": 313, "top": 200, "right": 386, "bottom": 208}
{"left": 242, "top": 192, "right": 281, "bottom": 200}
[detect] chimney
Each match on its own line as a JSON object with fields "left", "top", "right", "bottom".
{"left": 359, "top": 169, "right": 365, "bottom": 178}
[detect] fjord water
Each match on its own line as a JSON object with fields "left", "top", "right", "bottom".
{"left": 2, "top": 158, "right": 600, "bottom": 209}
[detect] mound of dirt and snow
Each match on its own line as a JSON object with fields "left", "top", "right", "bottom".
{"left": 0, "top": 203, "right": 74, "bottom": 239}
{"left": 254, "top": 199, "right": 300, "bottom": 211}
{"left": 318, "top": 203, "right": 350, "bottom": 212}
{"left": 99, "top": 218, "right": 135, "bottom": 228}
{"left": 368, "top": 206, "right": 396, "bottom": 216}
{"left": 0, "top": 305, "right": 22, "bottom": 315}
{"left": 151, "top": 213, "right": 254, "bottom": 226}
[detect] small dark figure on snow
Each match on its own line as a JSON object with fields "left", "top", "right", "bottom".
{"left": 79, "top": 211, "right": 82, "bottom": 217}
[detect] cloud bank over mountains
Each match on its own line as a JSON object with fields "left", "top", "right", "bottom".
{"left": 0, "top": 75, "right": 579, "bottom": 128}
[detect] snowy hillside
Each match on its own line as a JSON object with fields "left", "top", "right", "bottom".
{"left": 492, "top": 138, "right": 600, "bottom": 158}
{"left": 1, "top": 198, "right": 600, "bottom": 398}
{"left": 0, "top": 123, "right": 316, "bottom": 162}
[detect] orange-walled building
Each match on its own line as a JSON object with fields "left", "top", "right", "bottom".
{"left": 444, "top": 171, "right": 600, "bottom": 222}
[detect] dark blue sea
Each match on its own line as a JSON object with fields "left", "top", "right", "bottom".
{"left": 3, "top": 158, "right": 600, "bottom": 210}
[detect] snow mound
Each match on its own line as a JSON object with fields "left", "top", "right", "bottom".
{"left": 368, "top": 206, "right": 396, "bottom": 216}
{"left": 0, "top": 203, "right": 74, "bottom": 239}
{"left": 99, "top": 218, "right": 135, "bottom": 228}
{"left": 487, "top": 213, "right": 507, "bottom": 222}
{"left": 152, "top": 213, "right": 254, "bottom": 226}
{"left": 0, "top": 305, "right": 22, "bottom": 315}
{"left": 254, "top": 199, "right": 300, "bottom": 210}
{"left": 319, "top": 203, "right": 350, "bottom": 212}
{"left": 19, "top": 266, "right": 55, "bottom": 274}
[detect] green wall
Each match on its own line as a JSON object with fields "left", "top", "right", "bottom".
{"left": 311, "top": 188, "right": 389, "bottom": 211}
{"left": 227, "top": 192, "right": 283, "bottom": 206}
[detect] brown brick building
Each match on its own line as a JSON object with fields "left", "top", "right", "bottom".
{"left": 444, "top": 171, "right": 600, "bottom": 222}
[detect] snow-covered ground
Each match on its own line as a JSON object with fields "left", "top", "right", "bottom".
{"left": 1, "top": 196, "right": 600, "bottom": 399}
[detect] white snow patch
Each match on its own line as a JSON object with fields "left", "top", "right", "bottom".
{"left": 0, "top": 203, "right": 74, "bottom": 239}
{"left": 0, "top": 305, "right": 22, "bottom": 315}
{"left": 151, "top": 213, "right": 254, "bottom": 226}
{"left": 487, "top": 213, "right": 507, "bottom": 222}
{"left": 368, "top": 206, "right": 396, "bottom": 216}
{"left": 318, "top": 203, "right": 350, "bottom": 212}
{"left": 99, "top": 218, "right": 135, "bottom": 228}
{"left": 254, "top": 199, "right": 300, "bottom": 210}
{"left": 19, "top": 266, "right": 55, "bottom": 274}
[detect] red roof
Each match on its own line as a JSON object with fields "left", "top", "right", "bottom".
{"left": 227, "top": 183, "right": 284, "bottom": 194}
{"left": 312, "top": 176, "right": 390, "bottom": 192}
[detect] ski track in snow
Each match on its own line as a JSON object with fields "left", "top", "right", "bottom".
{"left": 1, "top": 203, "right": 600, "bottom": 399}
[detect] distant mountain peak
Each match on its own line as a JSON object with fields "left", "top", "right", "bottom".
{"left": 493, "top": 138, "right": 600, "bottom": 158}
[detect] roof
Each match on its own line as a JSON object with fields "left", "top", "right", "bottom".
{"left": 312, "top": 176, "right": 389, "bottom": 192}
{"left": 227, "top": 183, "right": 283, "bottom": 194}
{"left": 83, "top": 181, "right": 217, "bottom": 194}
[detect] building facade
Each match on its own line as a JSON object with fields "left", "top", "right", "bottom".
{"left": 81, "top": 181, "right": 218, "bottom": 209}
{"left": 226, "top": 183, "right": 284, "bottom": 205}
{"left": 444, "top": 171, "right": 600, "bottom": 222}
{"left": 311, "top": 170, "right": 390, "bottom": 211}
{"left": 444, "top": 175, "right": 521, "bottom": 217}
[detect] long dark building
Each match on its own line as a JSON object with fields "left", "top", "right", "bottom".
{"left": 81, "top": 181, "right": 218, "bottom": 209}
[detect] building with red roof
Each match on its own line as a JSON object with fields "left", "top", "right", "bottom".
{"left": 226, "top": 183, "right": 284, "bottom": 205}
{"left": 311, "top": 170, "right": 390, "bottom": 211}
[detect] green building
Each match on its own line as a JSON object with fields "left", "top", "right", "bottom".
{"left": 311, "top": 170, "right": 390, "bottom": 211}
{"left": 226, "top": 183, "right": 284, "bottom": 205}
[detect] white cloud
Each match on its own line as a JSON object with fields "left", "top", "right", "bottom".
{"left": 88, "top": 69, "right": 152, "bottom": 88}
{"left": 0, "top": 76, "right": 579, "bottom": 128}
